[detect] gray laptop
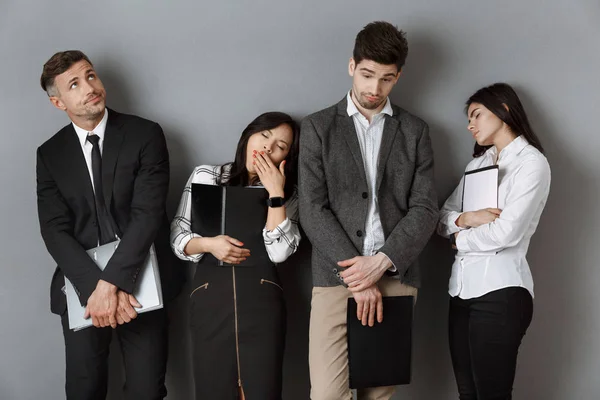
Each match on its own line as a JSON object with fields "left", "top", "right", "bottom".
{"left": 64, "top": 241, "right": 163, "bottom": 331}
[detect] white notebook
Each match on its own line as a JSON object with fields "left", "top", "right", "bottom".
{"left": 64, "top": 241, "right": 163, "bottom": 331}
{"left": 460, "top": 165, "right": 500, "bottom": 256}
{"left": 462, "top": 165, "right": 499, "bottom": 212}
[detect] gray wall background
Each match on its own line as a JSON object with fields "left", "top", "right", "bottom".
{"left": 1, "top": 0, "right": 599, "bottom": 399}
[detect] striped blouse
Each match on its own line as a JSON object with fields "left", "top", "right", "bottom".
{"left": 170, "top": 164, "right": 300, "bottom": 264}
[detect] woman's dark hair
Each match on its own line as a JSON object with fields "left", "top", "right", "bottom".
{"left": 466, "top": 83, "right": 544, "bottom": 157}
{"left": 218, "top": 112, "right": 300, "bottom": 199}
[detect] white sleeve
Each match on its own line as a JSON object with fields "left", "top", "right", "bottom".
{"left": 437, "top": 176, "right": 467, "bottom": 238}
{"left": 456, "top": 159, "right": 550, "bottom": 253}
{"left": 263, "top": 192, "right": 301, "bottom": 264}
{"left": 170, "top": 167, "right": 207, "bottom": 262}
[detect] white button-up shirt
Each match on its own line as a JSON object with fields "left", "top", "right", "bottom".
{"left": 438, "top": 135, "right": 551, "bottom": 299}
{"left": 346, "top": 91, "right": 394, "bottom": 264}
{"left": 71, "top": 108, "right": 109, "bottom": 193}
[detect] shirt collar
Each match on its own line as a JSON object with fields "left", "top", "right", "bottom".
{"left": 487, "top": 135, "right": 529, "bottom": 158}
{"left": 72, "top": 108, "right": 109, "bottom": 148}
{"left": 346, "top": 91, "right": 393, "bottom": 118}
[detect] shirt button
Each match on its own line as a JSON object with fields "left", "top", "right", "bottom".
{"left": 362, "top": 192, "right": 368, "bottom": 199}
{"left": 356, "top": 230, "right": 363, "bottom": 237}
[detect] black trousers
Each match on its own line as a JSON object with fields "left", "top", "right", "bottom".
{"left": 449, "top": 287, "right": 533, "bottom": 400}
{"left": 189, "top": 264, "right": 286, "bottom": 400}
{"left": 61, "top": 308, "right": 168, "bottom": 400}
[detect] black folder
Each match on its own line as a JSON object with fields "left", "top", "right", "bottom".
{"left": 191, "top": 183, "right": 270, "bottom": 266}
{"left": 347, "top": 295, "right": 414, "bottom": 389}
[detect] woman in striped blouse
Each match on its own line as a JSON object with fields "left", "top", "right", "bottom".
{"left": 170, "top": 112, "right": 301, "bottom": 400}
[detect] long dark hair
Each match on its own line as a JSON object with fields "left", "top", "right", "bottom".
{"left": 466, "top": 83, "right": 544, "bottom": 157}
{"left": 217, "top": 112, "right": 300, "bottom": 199}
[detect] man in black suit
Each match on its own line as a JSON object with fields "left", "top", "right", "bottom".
{"left": 36, "top": 50, "right": 184, "bottom": 399}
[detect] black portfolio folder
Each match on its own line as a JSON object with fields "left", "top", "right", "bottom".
{"left": 347, "top": 295, "right": 414, "bottom": 389}
{"left": 191, "top": 183, "right": 270, "bottom": 266}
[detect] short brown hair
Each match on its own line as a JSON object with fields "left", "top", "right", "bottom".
{"left": 40, "top": 50, "right": 93, "bottom": 96}
{"left": 353, "top": 21, "right": 408, "bottom": 71}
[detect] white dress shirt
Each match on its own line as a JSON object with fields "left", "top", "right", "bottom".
{"left": 346, "top": 91, "right": 396, "bottom": 270}
{"left": 438, "top": 135, "right": 551, "bottom": 299}
{"left": 170, "top": 164, "right": 301, "bottom": 264}
{"left": 71, "top": 108, "right": 109, "bottom": 193}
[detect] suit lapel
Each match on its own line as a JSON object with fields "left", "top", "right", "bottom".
{"left": 376, "top": 115, "right": 399, "bottom": 192}
{"left": 337, "top": 99, "right": 368, "bottom": 185}
{"left": 102, "top": 109, "right": 124, "bottom": 209}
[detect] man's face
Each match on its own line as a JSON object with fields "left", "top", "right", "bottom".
{"left": 49, "top": 60, "right": 106, "bottom": 122}
{"left": 348, "top": 58, "right": 400, "bottom": 110}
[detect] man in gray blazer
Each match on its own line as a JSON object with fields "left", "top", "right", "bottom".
{"left": 299, "top": 21, "right": 438, "bottom": 399}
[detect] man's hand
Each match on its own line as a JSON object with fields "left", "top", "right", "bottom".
{"left": 352, "top": 284, "right": 384, "bottom": 327}
{"left": 115, "top": 291, "right": 142, "bottom": 325}
{"left": 338, "top": 253, "right": 392, "bottom": 292}
{"left": 84, "top": 279, "right": 119, "bottom": 328}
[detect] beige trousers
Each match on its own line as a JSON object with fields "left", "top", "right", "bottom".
{"left": 308, "top": 278, "right": 418, "bottom": 400}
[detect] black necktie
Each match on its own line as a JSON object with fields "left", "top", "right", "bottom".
{"left": 87, "top": 133, "right": 116, "bottom": 244}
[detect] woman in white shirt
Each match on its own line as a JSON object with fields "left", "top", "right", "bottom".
{"left": 438, "top": 83, "right": 550, "bottom": 400}
{"left": 170, "top": 112, "right": 301, "bottom": 400}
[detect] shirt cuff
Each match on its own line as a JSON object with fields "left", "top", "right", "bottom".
{"left": 262, "top": 217, "right": 291, "bottom": 241}
{"left": 174, "top": 232, "right": 204, "bottom": 262}
{"left": 447, "top": 211, "right": 468, "bottom": 232}
{"left": 378, "top": 252, "right": 397, "bottom": 272}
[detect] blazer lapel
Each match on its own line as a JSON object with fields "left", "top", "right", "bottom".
{"left": 337, "top": 99, "right": 368, "bottom": 185}
{"left": 376, "top": 115, "right": 399, "bottom": 192}
{"left": 102, "top": 109, "right": 124, "bottom": 209}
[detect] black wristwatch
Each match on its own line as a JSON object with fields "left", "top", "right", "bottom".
{"left": 266, "top": 196, "right": 285, "bottom": 208}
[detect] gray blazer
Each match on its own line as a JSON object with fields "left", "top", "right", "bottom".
{"left": 299, "top": 97, "right": 438, "bottom": 288}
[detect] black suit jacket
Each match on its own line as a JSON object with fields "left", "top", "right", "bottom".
{"left": 36, "top": 109, "right": 184, "bottom": 315}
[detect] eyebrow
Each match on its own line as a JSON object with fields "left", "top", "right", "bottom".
{"left": 469, "top": 108, "right": 480, "bottom": 118}
{"left": 359, "top": 67, "right": 397, "bottom": 78}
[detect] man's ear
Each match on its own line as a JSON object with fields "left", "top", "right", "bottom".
{"left": 49, "top": 95, "right": 66, "bottom": 111}
{"left": 348, "top": 57, "right": 356, "bottom": 77}
{"left": 394, "top": 68, "right": 403, "bottom": 84}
